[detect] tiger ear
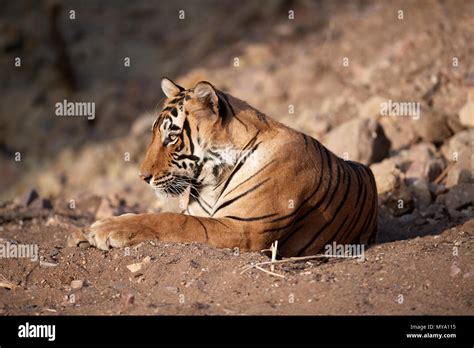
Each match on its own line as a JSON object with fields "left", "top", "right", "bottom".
{"left": 161, "top": 77, "right": 184, "bottom": 98}
{"left": 194, "top": 81, "right": 218, "bottom": 109}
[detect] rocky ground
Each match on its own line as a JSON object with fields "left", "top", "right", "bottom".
{"left": 0, "top": 0, "right": 473, "bottom": 315}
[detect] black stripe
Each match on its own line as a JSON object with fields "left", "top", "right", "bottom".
{"left": 326, "top": 162, "right": 363, "bottom": 245}
{"left": 337, "top": 167, "right": 368, "bottom": 243}
{"left": 213, "top": 178, "right": 269, "bottom": 216}
{"left": 217, "top": 95, "right": 228, "bottom": 118}
{"left": 213, "top": 131, "right": 261, "bottom": 194}
{"left": 265, "top": 146, "right": 333, "bottom": 233}
{"left": 195, "top": 197, "right": 211, "bottom": 215}
{"left": 218, "top": 142, "right": 261, "bottom": 200}
{"left": 193, "top": 158, "right": 207, "bottom": 179}
{"left": 219, "top": 92, "right": 236, "bottom": 116}
{"left": 176, "top": 154, "right": 199, "bottom": 161}
{"left": 278, "top": 223, "right": 305, "bottom": 245}
{"left": 297, "top": 161, "right": 353, "bottom": 255}
{"left": 171, "top": 160, "right": 183, "bottom": 169}
{"left": 302, "top": 134, "right": 308, "bottom": 148}
{"left": 239, "top": 130, "right": 260, "bottom": 153}
{"left": 219, "top": 92, "right": 248, "bottom": 131}
{"left": 182, "top": 118, "right": 194, "bottom": 155}
{"left": 224, "top": 213, "right": 277, "bottom": 222}
{"left": 320, "top": 159, "right": 343, "bottom": 213}
{"left": 199, "top": 197, "right": 212, "bottom": 209}
{"left": 225, "top": 159, "right": 276, "bottom": 197}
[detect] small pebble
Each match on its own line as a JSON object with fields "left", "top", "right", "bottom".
{"left": 71, "top": 280, "right": 84, "bottom": 289}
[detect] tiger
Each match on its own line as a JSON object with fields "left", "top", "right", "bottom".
{"left": 69, "top": 78, "right": 378, "bottom": 257}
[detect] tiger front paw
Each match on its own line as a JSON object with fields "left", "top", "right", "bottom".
{"left": 68, "top": 214, "right": 157, "bottom": 250}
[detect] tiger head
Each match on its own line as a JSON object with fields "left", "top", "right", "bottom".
{"left": 139, "top": 78, "right": 234, "bottom": 197}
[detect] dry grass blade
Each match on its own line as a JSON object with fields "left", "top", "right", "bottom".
{"left": 254, "top": 265, "right": 285, "bottom": 278}
{"left": 433, "top": 162, "right": 455, "bottom": 184}
{"left": 241, "top": 253, "right": 362, "bottom": 275}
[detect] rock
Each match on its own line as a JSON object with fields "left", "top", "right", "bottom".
{"left": 441, "top": 129, "right": 472, "bottom": 163}
{"left": 0, "top": 280, "right": 16, "bottom": 290}
{"left": 126, "top": 263, "right": 143, "bottom": 273}
{"left": 379, "top": 117, "right": 418, "bottom": 151}
{"left": 397, "top": 213, "right": 416, "bottom": 224}
{"left": 446, "top": 115, "right": 465, "bottom": 134}
{"left": 450, "top": 263, "right": 461, "bottom": 278}
{"left": 165, "top": 286, "right": 179, "bottom": 294}
{"left": 379, "top": 184, "right": 414, "bottom": 217}
{"left": 443, "top": 184, "right": 473, "bottom": 210}
{"left": 409, "top": 179, "right": 432, "bottom": 207}
{"left": 459, "top": 102, "right": 474, "bottom": 128}
{"left": 324, "top": 118, "right": 391, "bottom": 165}
{"left": 441, "top": 130, "right": 473, "bottom": 187}
{"left": 445, "top": 162, "right": 472, "bottom": 188}
{"left": 39, "top": 261, "right": 58, "bottom": 267}
{"left": 413, "top": 109, "right": 452, "bottom": 144}
{"left": 370, "top": 159, "right": 402, "bottom": 194}
{"left": 403, "top": 143, "right": 445, "bottom": 182}
{"left": 70, "top": 280, "right": 84, "bottom": 289}
{"left": 18, "top": 189, "right": 39, "bottom": 207}
{"left": 78, "top": 241, "right": 91, "bottom": 249}
{"left": 429, "top": 183, "right": 448, "bottom": 197}
{"left": 435, "top": 194, "right": 445, "bottom": 205}
{"left": 125, "top": 294, "right": 135, "bottom": 306}
{"left": 358, "top": 95, "right": 386, "bottom": 120}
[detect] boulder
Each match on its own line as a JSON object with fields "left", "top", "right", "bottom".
{"left": 371, "top": 159, "right": 414, "bottom": 216}
{"left": 443, "top": 184, "right": 473, "bottom": 210}
{"left": 379, "top": 117, "right": 418, "bottom": 151}
{"left": 403, "top": 143, "right": 446, "bottom": 182}
{"left": 370, "top": 158, "right": 402, "bottom": 194}
{"left": 324, "top": 118, "right": 391, "bottom": 165}
{"left": 413, "top": 109, "right": 452, "bottom": 144}
{"left": 459, "top": 102, "right": 474, "bottom": 128}
{"left": 358, "top": 95, "right": 386, "bottom": 120}
{"left": 408, "top": 179, "right": 432, "bottom": 208}
{"left": 441, "top": 130, "right": 473, "bottom": 187}
{"left": 445, "top": 162, "right": 472, "bottom": 188}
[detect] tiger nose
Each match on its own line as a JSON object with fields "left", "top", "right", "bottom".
{"left": 139, "top": 174, "right": 153, "bottom": 184}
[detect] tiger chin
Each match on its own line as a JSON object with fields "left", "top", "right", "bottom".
{"left": 68, "top": 78, "right": 378, "bottom": 257}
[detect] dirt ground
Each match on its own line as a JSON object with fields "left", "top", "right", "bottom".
{"left": 0, "top": 202, "right": 472, "bottom": 315}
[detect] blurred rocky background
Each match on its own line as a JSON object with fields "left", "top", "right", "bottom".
{"left": 0, "top": 0, "right": 473, "bottom": 242}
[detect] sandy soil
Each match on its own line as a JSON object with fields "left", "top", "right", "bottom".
{"left": 0, "top": 203, "right": 472, "bottom": 315}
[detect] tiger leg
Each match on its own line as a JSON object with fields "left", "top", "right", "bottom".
{"left": 68, "top": 212, "right": 266, "bottom": 251}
